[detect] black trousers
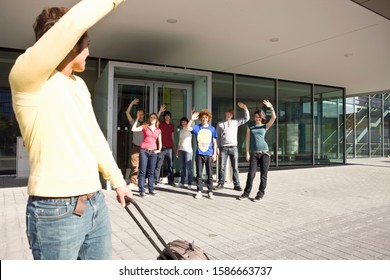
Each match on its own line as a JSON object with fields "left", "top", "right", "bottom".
{"left": 243, "top": 152, "right": 271, "bottom": 197}
{"left": 195, "top": 154, "right": 213, "bottom": 193}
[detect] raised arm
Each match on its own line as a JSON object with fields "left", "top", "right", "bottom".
{"left": 263, "top": 100, "right": 277, "bottom": 129}
{"left": 9, "top": 0, "right": 125, "bottom": 93}
{"left": 157, "top": 104, "right": 166, "bottom": 119}
{"left": 126, "top": 98, "right": 140, "bottom": 123}
{"left": 237, "top": 101, "right": 250, "bottom": 125}
{"left": 185, "top": 111, "right": 199, "bottom": 131}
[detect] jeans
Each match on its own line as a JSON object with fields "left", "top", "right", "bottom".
{"left": 195, "top": 154, "right": 213, "bottom": 193}
{"left": 243, "top": 152, "right": 271, "bottom": 197}
{"left": 26, "top": 190, "right": 112, "bottom": 260}
{"left": 218, "top": 146, "right": 240, "bottom": 187}
{"left": 155, "top": 147, "right": 175, "bottom": 184}
{"left": 179, "top": 150, "right": 193, "bottom": 185}
{"left": 138, "top": 148, "right": 158, "bottom": 193}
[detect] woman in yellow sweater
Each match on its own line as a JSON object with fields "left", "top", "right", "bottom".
{"left": 9, "top": 0, "right": 132, "bottom": 259}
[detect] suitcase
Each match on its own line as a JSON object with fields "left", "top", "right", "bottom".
{"left": 124, "top": 196, "right": 210, "bottom": 260}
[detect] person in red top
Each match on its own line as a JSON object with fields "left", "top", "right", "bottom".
{"left": 154, "top": 106, "right": 177, "bottom": 186}
{"left": 132, "top": 113, "right": 162, "bottom": 198}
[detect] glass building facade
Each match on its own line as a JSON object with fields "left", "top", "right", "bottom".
{"left": 346, "top": 93, "right": 390, "bottom": 158}
{"left": 212, "top": 75, "right": 347, "bottom": 167}
{"left": 1, "top": 49, "right": 389, "bottom": 174}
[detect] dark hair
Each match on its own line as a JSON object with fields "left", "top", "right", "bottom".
{"left": 33, "top": 7, "right": 68, "bottom": 41}
{"left": 137, "top": 108, "right": 145, "bottom": 114}
{"left": 163, "top": 111, "right": 171, "bottom": 118}
{"left": 254, "top": 109, "right": 266, "bottom": 123}
{"left": 33, "top": 7, "right": 88, "bottom": 52}
{"left": 180, "top": 117, "right": 189, "bottom": 126}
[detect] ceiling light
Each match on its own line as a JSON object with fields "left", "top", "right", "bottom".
{"left": 166, "top": 18, "right": 178, "bottom": 24}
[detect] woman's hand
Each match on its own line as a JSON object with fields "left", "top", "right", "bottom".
{"left": 262, "top": 99, "right": 273, "bottom": 109}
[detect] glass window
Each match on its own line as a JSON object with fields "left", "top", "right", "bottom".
{"left": 355, "top": 96, "right": 369, "bottom": 157}
{"left": 236, "top": 76, "right": 276, "bottom": 166}
{"left": 370, "top": 94, "right": 383, "bottom": 157}
{"left": 212, "top": 73, "right": 234, "bottom": 128}
{"left": 345, "top": 97, "right": 355, "bottom": 158}
{"left": 314, "top": 86, "right": 344, "bottom": 163}
{"left": 0, "top": 50, "right": 22, "bottom": 174}
{"left": 279, "top": 81, "right": 312, "bottom": 165}
{"left": 384, "top": 93, "right": 390, "bottom": 157}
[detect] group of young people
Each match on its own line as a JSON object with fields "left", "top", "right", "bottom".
{"left": 126, "top": 98, "right": 277, "bottom": 202}
{"left": 9, "top": 0, "right": 276, "bottom": 260}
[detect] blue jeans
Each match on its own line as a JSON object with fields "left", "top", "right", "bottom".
{"left": 179, "top": 150, "right": 193, "bottom": 185}
{"left": 155, "top": 147, "right": 175, "bottom": 184}
{"left": 195, "top": 154, "right": 213, "bottom": 193}
{"left": 138, "top": 148, "right": 158, "bottom": 193}
{"left": 218, "top": 146, "right": 240, "bottom": 187}
{"left": 26, "top": 190, "right": 112, "bottom": 260}
{"left": 243, "top": 152, "right": 271, "bottom": 197}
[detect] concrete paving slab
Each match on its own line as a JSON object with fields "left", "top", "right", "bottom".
{"left": 1, "top": 158, "right": 389, "bottom": 260}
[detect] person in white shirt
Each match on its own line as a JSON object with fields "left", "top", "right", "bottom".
{"left": 216, "top": 102, "right": 249, "bottom": 191}
{"left": 176, "top": 116, "right": 193, "bottom": 189}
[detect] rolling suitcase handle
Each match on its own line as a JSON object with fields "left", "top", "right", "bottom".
{"left": 124, "top": 196, "right": 179, "bottom": 260}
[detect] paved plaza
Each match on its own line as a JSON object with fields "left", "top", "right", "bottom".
{"left": 1, "top": 158, "right": 389, "bottom": 260}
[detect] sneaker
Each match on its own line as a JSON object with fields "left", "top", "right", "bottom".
{"left": 168, "top": 182, "right": 176, "bottom": 187}
{"left": 187, "top": 185, "right": 192, "bottom": 190}
{"left": 177, "top": 183, "right": 184, "bottom": 188}
{"left": 234, "top": 186, "right": 243, "bottom": 191}
{"left": 215, "top": 183, "right": 224, "bottom": 190}
{"left": 149, "top": 191, "right": 159, "bottom": 196}
{"left": 194, "top": 191, "right": 203, "bottom": 199}
{"left": 253, "top": 195, "right": 263, "bottom": 202}
{"left": 208, "top": 192, "right": 215, "bottom": 200}
{"left": 237, "top": 194, "right": 249, "bottom": 200}
{"left": 139, "top": 192, "right": 149, "bottom": 198}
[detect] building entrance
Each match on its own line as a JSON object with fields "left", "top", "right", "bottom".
{"left": 92, "top": 61, "right": 211, "bottom": 189}
{"left": 114, "top": 79, "right": 192, "bottom": 175}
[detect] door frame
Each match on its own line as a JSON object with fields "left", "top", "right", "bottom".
{"left": 153, "top": 82, "right": 193, "bottom": 116}
{"left": 113, "top": 79, "right": 193, "bottom": 167}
